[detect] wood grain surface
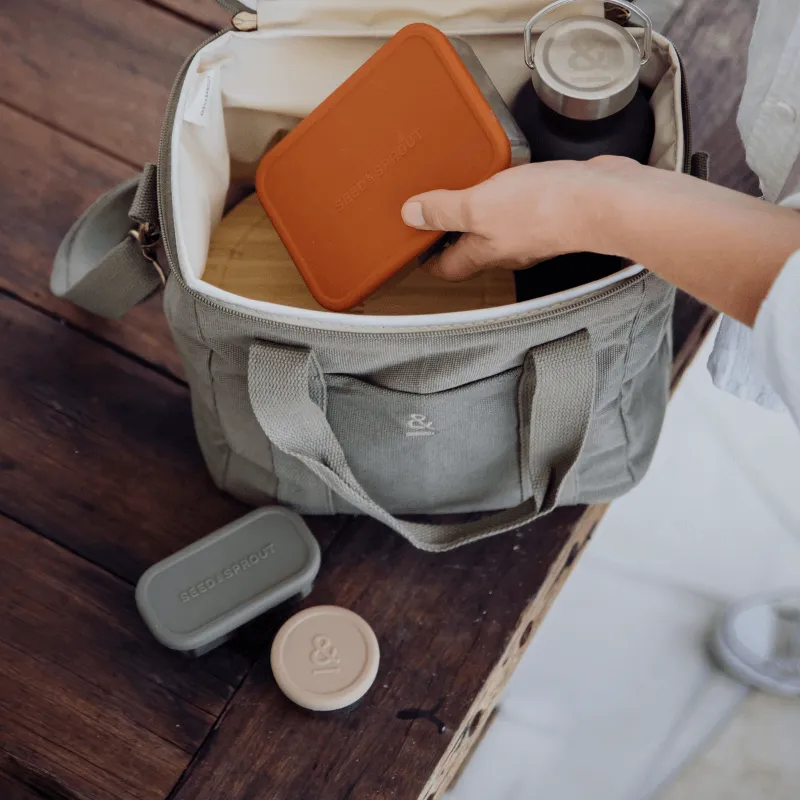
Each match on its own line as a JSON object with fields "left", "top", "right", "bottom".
{"left": 0, "top": 516, "right": 228, "bottom": 800}
{"left": 0, "top": 294, "right": 245, "bottom": 583}
{"left": 0, "top": 103, "right": 181, "bottom": 377}
{"left": 0, "top": 0, "right": 207, "bottom": 166}
{"left": 168, "top": 505, "right": 599, "bottom": 800}
{"left": 0, "top": 0, "right": 757, "bottom": 798}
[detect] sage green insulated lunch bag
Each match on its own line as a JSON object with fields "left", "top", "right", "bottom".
{"left": 50, "top": 0, "right": 708, "bottom": 552}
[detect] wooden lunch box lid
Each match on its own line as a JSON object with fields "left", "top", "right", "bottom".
{"left": 255, "top": 23, "right": 514, "bottom": 312}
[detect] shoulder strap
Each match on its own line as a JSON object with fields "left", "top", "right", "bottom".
{"left": 51, "top": 164, "right": 165, "bottom": 319}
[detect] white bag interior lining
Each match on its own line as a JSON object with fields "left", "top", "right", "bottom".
{"left": 171, "top": 17, "right": 684, "bottom": 327}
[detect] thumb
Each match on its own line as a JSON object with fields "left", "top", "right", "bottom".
{"left": 424, "top": 233, "right": 495, "bottom": 282}
{"left": 401, "top": 189, "right": 474, "bottom": 232}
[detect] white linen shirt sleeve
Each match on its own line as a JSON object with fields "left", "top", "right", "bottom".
{"left": 753, "top": 246, "right": 800, "bottom": 425}
{"left": 708, "top": 1, "right": 800, "bottom": 415}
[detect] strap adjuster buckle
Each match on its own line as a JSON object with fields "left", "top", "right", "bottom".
{"left": 129, "top": 222, "right": 166, "bottom": 287}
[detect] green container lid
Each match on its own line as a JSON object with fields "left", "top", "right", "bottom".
{"left": 136, "top": 507, "right": 321, "bottom": 655}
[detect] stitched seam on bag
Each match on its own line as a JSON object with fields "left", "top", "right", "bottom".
{"left": 220, "top": 420, "right": 232, "bottom": 489}
{"left": 326, "top": 365, "right": 520, "bottom": 397}
{"left": 190, "top": 272, "right": 648, "bottom": 336}
{"left": 570, "top": 446, "right": 581, "bottom": 502}
{"left": 192, "top": 293, "right": 234, "bottom": 491}
{"left": 517, "top": 392, "right": 526, "bottom": 505}
{"left": 616, "top": 329, "right": 670, "bottom": 483}
{"left": 65, "top": 236, "right": 74, "bottom": 288}
{"left": 516, "top": 353, "right": 533, "bottom": 504}
{"left": 617, "top": 277, "right": 650, "bottom": 486}
{"left": 307, "top": 351, "right": 335, "bottom": 515}
{"left": 227, "top": 450, "right": 285, "bottom": 502}
{"left": 516, "top": 366, "right": 526, "bottom": 504}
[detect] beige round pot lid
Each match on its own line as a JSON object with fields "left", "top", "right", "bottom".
{"left": 271, "top": 606, "right": 380, "bottom": 711}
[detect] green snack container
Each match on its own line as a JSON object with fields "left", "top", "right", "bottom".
{"left": 136, "top": 507, "right": 321, "bottom": 656}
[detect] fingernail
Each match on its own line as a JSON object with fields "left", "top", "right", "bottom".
{"left": 401, "top": 201, "right": 427, "bottom": 229}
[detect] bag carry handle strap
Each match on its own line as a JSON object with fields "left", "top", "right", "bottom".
{"left": 248, "top": 330, "right": 596, "bottom": 552}
{"left": 50, "top": 164, "right": 164, "bottom": 319}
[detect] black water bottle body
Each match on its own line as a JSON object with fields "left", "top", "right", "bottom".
{"left": 511, "top": 80, "right": 655, "bottom": 301}
{"left": 513, "top": 79, "right": 655, "bottom": 164}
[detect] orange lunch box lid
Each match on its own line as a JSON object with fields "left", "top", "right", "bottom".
{"left": 255, "top": 23, "right": 513, "bottom": 312}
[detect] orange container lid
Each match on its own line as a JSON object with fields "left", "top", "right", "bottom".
{"left": 255, "top": 23, "right": 512, "bottom": 312}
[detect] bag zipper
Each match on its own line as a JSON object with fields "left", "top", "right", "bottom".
{"left": 675, "top": 47, "right": 693, "bottom": 174}
{"left": 156, "top": 23, "right": 693, "bottom": 336}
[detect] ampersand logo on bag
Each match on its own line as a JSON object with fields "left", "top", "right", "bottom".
{"left": 404, "top": 413, "right": 435, "bottom": 437}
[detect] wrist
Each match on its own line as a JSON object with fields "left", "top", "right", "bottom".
{"left": 574, "top": 157, "right": 654, "bottom": 260}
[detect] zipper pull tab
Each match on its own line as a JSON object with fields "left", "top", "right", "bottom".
{"left": 232, "top": 10, "right": 257, "bottom": 31}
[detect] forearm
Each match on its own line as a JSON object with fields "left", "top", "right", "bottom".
{"left": 599, "top": 166, "right": 800, "bottom": 325}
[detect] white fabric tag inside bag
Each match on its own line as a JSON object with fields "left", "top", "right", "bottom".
{"left": 185, "top": 69, "right": 218, "bottom": 127}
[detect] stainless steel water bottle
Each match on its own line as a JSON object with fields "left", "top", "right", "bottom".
{"left": 511, "top": 0, "right": 656, "bottom": 300}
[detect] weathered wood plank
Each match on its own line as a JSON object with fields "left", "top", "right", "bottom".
{"left": 0, "top": 102, "right": 181, "bottom": 376}
{"left": 1, "top": 750, "right": 99, "bottom": 800}
{"left": 0, "top": 0, "right": 212, "bottom": 378}
{"left": 168, "top": 506, "right": 587, "bottom": 800}
{"left": 0, "top": 514, "right": 239, "bottom": 723}
{"left": 0, "top": 289, "right": 345, "bottom": 688}
{"left": 0, "top": 289, "right": 348, "bottom": 798}
{"left": 0, "top": 0, "right": 208, "bottom": 166}
{"left": 0, "top": 292, "right": 245, "bottom": 586}
{"left": 0, "top": 515, "right": 228, "bottom": 800}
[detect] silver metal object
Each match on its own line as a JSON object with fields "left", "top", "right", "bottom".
{"left": 449, "top": 37, "right": 531, "bottom": 166}
{"left": 523, "top": 0, "right": 653, "bottom": 121}
{"left": 129, "top": 221, "right": 166, "bottom": 286}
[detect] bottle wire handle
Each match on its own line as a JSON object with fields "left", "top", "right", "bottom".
{"left": 524, "top": 0, "right": 653, "bottom": 70}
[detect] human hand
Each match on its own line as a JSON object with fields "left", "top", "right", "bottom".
{"left": 401, "top": 156, "right": 643, "bottom": 280}
{"left": 401, "top": 154, "right": 800, "bottom": 326}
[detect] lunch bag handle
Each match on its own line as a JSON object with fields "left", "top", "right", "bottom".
{"left": 247, "top": 331, "right": 596, "bottom": 551}
{"left": 50, "top": 165, "right": 164, "bottom": 319}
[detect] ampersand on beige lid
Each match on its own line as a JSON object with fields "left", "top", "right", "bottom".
{"left": 271, "top": 606, "right": 380, "bottom": 711}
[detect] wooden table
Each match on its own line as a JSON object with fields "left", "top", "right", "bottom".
{"left": 0, "top": 1, "right": 758, "bottom": 798}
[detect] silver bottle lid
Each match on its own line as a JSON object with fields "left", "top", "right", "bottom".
{"left": 524, "top": 0, "right": 652, "bottom": 122}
